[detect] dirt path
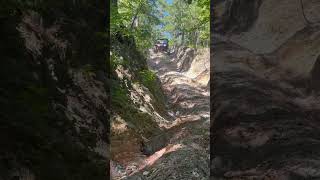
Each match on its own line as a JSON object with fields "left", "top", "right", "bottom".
{"left": 124, "top": 51, "right": 210, "bottom": 179}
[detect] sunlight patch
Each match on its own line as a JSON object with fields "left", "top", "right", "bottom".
{"left": 129, "top": 143, "right": 185, "bottom": 176}
{"left": 111, "top": 115, "right": 129, "bottom": 134}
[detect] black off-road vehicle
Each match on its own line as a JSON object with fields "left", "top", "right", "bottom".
{"left": 153, "top": 39, "right": 169, "bottom": 53}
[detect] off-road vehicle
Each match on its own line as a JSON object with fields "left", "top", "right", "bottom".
{"left": 153, "top": 39, "right": 169, "bottom": 53}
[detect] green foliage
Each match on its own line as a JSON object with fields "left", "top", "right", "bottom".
{"left": 111, "top": 81, "right": 130, "bottom": 107}
{"left": 111, "top": 0, "right": 209, "bottom": 50}
{"left": 160, "top": 0, "right": 210, "bottom": 48}
{"left": 111, "top": 0, "right": 162, "bottom": 51}
{"left": 138, "top": 70, "right": 167, "bottom": 115}
{"left": 139, "top": 69, "right": 157, "bottom": 90}
{"left": 110, "top": 51, "right": 128, "bottom": 71}
{"left": 110, "top": 76, "right": 162, "bottom": 138}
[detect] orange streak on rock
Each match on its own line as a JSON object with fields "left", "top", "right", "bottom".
{"left": 128, "top": 144, "right": 183, "bottom": 176}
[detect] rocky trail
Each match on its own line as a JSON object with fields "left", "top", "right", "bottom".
{"left": 113, "top": 50, "right": 210, "bottom": 180}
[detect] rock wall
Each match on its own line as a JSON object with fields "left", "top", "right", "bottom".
{"left": 185, "top": 48, "right": 210, "bottom": 88}
{"left": 173, "top": 46, "right": 196, "bottom": 72}
{"left": 213, "top": 0, "right": 262, "bottom": 34}
{"left": 0, "top": 2, "right": 108, "bottom": 180}
{"left": 212, "top": 0, "right": 320, "bottom": 179}
{"left": 173, "top": 46, "right": 210, "bottom": 87}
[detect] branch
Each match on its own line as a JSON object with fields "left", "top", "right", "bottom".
{"left": 130, "top": 2, "right": 144, "bottom": 30}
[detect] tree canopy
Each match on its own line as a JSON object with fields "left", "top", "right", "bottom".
{"left": 111, "top": 0, "right": 162, "bottom": 51}
{"left": 111, "top": 0, "right": 209, "bottom": 50}
{"left": 160, "top": 0, "right": 210, "bottom": 48}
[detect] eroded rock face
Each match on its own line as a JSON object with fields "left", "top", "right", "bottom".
{"left": 1, "top": 4, "right": 108, "bottom": 179}
{"left": 212, "top": 0, "right": 320, "bottom": 179}
{"left": 174, "top": 47, "right": 196, "bottom": 72}
{"left": 185, "top": 48, "right": 210, "bottom": 87}
{"left": 213, "top": 0, "right": 262, "bottom": 34}
{"left": 310, "top": 55, "right": 320, "bottom": 91}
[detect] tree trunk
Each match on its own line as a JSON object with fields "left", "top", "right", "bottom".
{"left": 130, "top": 2, "right": 143, "bottom": 30}
{"left": 181, "top": 31, "right": 185, "bottom": 46}
{"left": 195, "top": 30, "right": 199, "bottom": 50}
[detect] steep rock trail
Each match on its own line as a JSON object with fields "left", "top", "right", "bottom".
{"left": 125, "top": 51, "right": 210, "bottom": 180}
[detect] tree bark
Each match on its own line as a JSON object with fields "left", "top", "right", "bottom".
{"left": 181, "top": 31, "right": 185, "bottom": 46}
{"left": 130, "top": 2, "right": 143, "bottom": 30}
{"left": 195, "top": 30, "right": 199, "bottom": 50}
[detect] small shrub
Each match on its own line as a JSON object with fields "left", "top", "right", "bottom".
{"left": 111, "top": 81, "right": 130, "bottom": 107}
{"left": 138, "top": 70, "right": 167, "bottom": 115}
{"left": 139, "top": 70, "right": 156, "bottom": 88}
{"left": 110, "top": 51, "right": 130, "bottom": 71}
